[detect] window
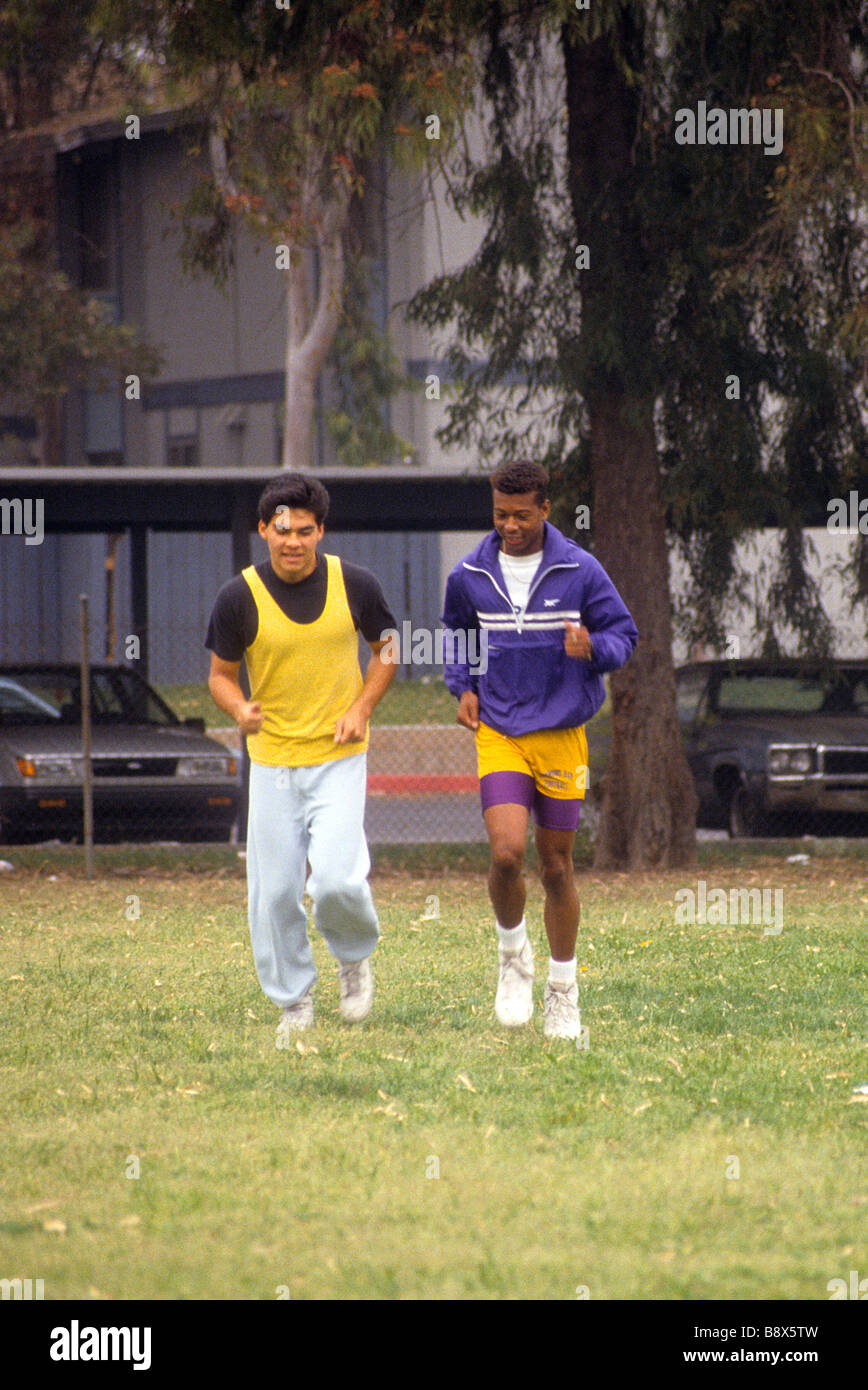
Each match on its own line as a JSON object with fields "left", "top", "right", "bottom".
{"left": 167, "top": 438, "right": 199, "bottom": 468}
{"left": 675, "top": 667, "right": 709, "bottom": 725}
{"left": 77, "top": 160, "right": 116, "bottom": 293}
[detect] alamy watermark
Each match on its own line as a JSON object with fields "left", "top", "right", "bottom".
{"left": 0, "top": 497, "right": 43, "bottom": 546}
{"left": 827, "top": 1270, "right": 868, "bottom": 1299}
{"left": 380, "top": 622, "right": 488, "bottom": 674}
{"left": 674, "top": 101, "right": 783, "bottom": 156}
{"left": 827, "top": 491, "right": 868, "bottom": 534}
{"left": 49, "top": 1321, "right": 151, "bottom": 1370}
{"left": 1, "top": 1276, "right": 44, "bottom": 1299}
{"left": 675, "top": 880, "right": 783, "bottom": 935}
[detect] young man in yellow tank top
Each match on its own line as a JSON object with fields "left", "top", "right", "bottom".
{"left": 206, "top": 474, "right": 397, "bottom": 1039}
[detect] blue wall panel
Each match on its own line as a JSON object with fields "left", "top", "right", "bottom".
{"left": 2, "top": 528, "right": 441, "bottom": 686}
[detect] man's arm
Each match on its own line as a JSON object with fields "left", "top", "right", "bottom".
{"left": 334, "top": 639, "right": 396, "bottom": 745}
{"left": 574, "top": 558, "right": 638, "bottom": 673}
{"left": 208, "top": 653, "right": 263, "bottom": 736}
{"left": 442, "top": 570, "right": 481, "bottom": 730}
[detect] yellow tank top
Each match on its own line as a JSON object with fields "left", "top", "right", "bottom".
{"left": 242, "top": 554, "right": 366, "bottom": 767}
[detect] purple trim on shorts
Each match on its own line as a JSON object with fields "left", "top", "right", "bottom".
{"left": 533, "top": 790, "right": 583, "bottom": 831}
{"left": 480, "top": 770, "right": 534, "bottom": 812}
{"left": 480, "top": 771, "right": 582, "bottom": 831}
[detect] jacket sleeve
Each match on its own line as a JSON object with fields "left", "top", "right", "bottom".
{"left": 441, "top": 568, "right": 480, "bottom": 697}
{"left": 580, "top": 556, "right": 638, "bottom": 674}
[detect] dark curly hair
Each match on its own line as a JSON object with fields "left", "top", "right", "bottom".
{"left": 257, "top": 473, "right": 330, "bottom": 526}
{"left": 489, "top": 459, "right": 549, "bottom": 506}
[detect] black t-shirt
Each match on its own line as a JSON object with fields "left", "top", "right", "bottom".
{"left": 205, "top": 555, "right": 398, "bottom": 663}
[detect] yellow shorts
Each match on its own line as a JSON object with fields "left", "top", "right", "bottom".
{"left": 476, "top": 721, "right": 589, "bottom": 802}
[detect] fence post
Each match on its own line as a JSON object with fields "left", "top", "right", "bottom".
{"left": 80, "top": 595, "right": 94, "bottom": 879}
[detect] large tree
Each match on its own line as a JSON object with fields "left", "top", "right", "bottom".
{"left": 143, "top": 0, "right": 473, "bottom": 470}
{"left": 409, "top": 0, "right": 868, "bottom": 869}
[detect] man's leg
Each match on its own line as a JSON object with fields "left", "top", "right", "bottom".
{"left": 534, "top": 825, "right": 580, "bottom": 960}
{"left": 481, "top": 789, "right": 535, "bottom": 1026}
{"left": 483, "top": 800, "right": 531, "bottom": 928}
{"left": 534, "top": 818, "right": 582, "bottom": 1039}
{"left": 303, "top": 752, "right": 379, "bottom": 1020}
{"left": 246, "top": 762, "right": 316, "bottom": 1010}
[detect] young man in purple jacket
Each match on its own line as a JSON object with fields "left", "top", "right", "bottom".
{"left": 442, "top": 460, "right": 638, "bottom": 1039}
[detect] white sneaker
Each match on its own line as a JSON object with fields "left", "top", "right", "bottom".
{"left": 276, "top": 990, "right": 314, "bottom": 1043}
{"left": 543, "top": 981, "right": 581, "bottom": 1039}
{"left": 495, "top": 936, "right": 534, "bottom": 1026}
{"left": 337, "top": 958, "right": 374, "bottom": 1023}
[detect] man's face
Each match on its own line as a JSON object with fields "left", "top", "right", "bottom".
{"left": 492, "top": 489, "right": 550, "bottom": 557}
{"left": 259, "top": 506, "right": 324, "bottom": 583}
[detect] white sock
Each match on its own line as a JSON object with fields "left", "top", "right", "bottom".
{"left": 548, "top": 956, "right": 577, "bottom": 987}
{"left": 496, "top": 917, "right": 527, "bottom": 951}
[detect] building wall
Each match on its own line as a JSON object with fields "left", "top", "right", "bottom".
{"left": 0, "top": 526, "right": 441, "bottom": 685}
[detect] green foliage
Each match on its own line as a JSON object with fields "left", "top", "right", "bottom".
{"left": 409, "top": 0, "right": 868, "bottom": 654}
{"left": 142, "top": 1, "right": 475, "bottom": 467}
{"left": 0, "top": 220, "right": 161, "bottom": 401}
{"left": 156, "top": 1, "right": 475, "bottom": 259}
{"left": 323, "top": 249, "right": 418, "bottom": 467}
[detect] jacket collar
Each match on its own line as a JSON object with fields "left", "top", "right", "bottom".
{"left": 466, "top": 521, "right": 580, "bottom": 576}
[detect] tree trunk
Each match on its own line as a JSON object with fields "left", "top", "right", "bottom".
{"left": 208, "top": 126, "right": 347, "bottom": 472}
{"left": 561, "top": 16, "right": 696, "bottom": 868}
{"left": 282, "top": 204, "right": 346, "bottom": 471}
{"left": 589, "top": 392, "right": 697, "bottom": 869}
{"left": 283, "top": 246, "right": 315, "bottom": 471}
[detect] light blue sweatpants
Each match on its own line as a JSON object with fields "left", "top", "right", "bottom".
{"left": 246, "top": 753, "right": 380, "bottom": 1008}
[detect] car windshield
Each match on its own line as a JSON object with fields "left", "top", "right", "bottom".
{"left": 714, "top": 670, "right": 868, "bottom": 716}
{"left": 0, "top": 670, "right": 179, "bottom": 726}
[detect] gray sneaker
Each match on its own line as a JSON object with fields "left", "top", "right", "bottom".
{"left": 543, "top": 981, "right": 581, "bottom": 1039}
{"left": 276, "top": 990, "right": 314, "bottom": 1046}
{"left": 337, "top": 958, "right": 374, "bottom": 1023}
{"left": 495, "top": 937, "right": 534, "bottom": 1026}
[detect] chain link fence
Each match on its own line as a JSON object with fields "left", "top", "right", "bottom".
{"left": 2, "top": 676, "right": 867, "bottom": 848}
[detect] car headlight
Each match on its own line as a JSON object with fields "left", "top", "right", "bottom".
{"left": 176, "top": 755, "right": 237, "bottom": 778}
{"left": 16, "top": 756, "right": 82, "bottom": 781}
{"left": 767, "top": 746, "right": 815, "bottom": 775}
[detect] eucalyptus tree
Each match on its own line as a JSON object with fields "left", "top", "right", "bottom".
{"left": 409, "top": 0, "right": 868, "bottom": 868}
{"left": 147, "top": 0, "right": 473, "bottom": 470}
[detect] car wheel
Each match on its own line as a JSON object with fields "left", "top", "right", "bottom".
{"left": 728, "top": 785, "right": 768, "bottom": 838}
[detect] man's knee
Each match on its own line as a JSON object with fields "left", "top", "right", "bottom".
{"left": 489, "top": 841, "right": 525, "bottom": 879}
{"left": 538, "top": 852, "right": 573, "bottom": 894}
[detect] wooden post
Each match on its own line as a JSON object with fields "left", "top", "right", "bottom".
{"left": 80, "top": 595, "right": 94, "bottom": 879}
{"left": 130, "top": 525, "right": 149, "bottom": 680}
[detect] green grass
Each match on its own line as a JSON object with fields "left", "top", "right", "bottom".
{"left": 1, "top": 849, "right": 866, "bottom": 1299}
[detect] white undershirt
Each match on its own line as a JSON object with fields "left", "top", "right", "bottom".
{"left": 499, "top": 548, "right": 543, "bottom": 614}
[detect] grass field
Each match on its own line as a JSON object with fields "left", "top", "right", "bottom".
{"left": 1, "top": 842, "right": 866, "bottom": 1301}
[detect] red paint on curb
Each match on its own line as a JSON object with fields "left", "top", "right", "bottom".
{"left": 367, "top": 774, "right": 479, "bottom": 795}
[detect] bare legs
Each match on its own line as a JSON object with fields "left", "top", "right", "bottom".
{"left": 483, "top": 804, "right": 578, "bottom": 960}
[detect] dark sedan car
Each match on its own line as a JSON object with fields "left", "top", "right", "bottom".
{"left": 0, "top": 664, "right": 239, "bottom": 843}
{"left": 676, "top": 659, "right": 868, "bottom": 837}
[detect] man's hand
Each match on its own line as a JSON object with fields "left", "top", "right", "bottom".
{"left": 564, "top": 620, "right": 592, "bottom": 660}
{"left": 456, "top": 689, "right": 480, "bottom": 731}
{"left": 237, "top": 700, "right": 264, "bottom": 736}
{"left": 334, "top": 701, "right": 368, "bottom": 745}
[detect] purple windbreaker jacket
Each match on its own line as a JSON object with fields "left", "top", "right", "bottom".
{"left": 441, "top": 522, "right": 638, "bottom": 737}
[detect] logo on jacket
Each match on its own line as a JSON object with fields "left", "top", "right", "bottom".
{"left": 543, "top": 598, "right": 559, "bottom": 607}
